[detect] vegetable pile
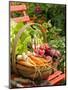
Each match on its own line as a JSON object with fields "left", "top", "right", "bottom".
{"left": 10, "top": 19, "right": 65, "bottom": 72}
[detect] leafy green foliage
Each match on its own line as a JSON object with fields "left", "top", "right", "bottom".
{"left": 10, "top": 20, "right": 44, "bottom": 55}
{"left": 10, "top": 21, "right": 32, "bottom": 54}
{"left": 10, "top": 21, "right": 24, "bottom": 47}
{"left": 16, "top": 34, "right": 31, "bottom": 54}
{"left": 47, "top": 4, "right": 66, "bottom": 35}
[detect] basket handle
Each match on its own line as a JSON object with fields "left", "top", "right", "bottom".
{"left": 12, "top": 23, "right": 46, "bottom": 73}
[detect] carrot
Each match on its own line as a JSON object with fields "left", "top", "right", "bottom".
{"left": 29, "top": 55, "right": 45, "bottom": 65}
{"left": 39, "top": 57, "right": 52, "bottom": 63}
{"left": 17, "top": 60, "right": 33, "bottom": 66}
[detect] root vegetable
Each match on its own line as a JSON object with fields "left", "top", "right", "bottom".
{"left": 44, "top": 43, "right": 50, "bottom": 49}
{"left": 45, "top": 56, "right": 52, "bottom": 61}
{"left": 50, "top": 49, "right": 61, "bottom": 57}
{"left": 40, "top": 44, "right": 45, "bottom": 50}
{"left": 17, "top": 55, "right": 23, "bottom": 60}
{"left": 29, "top": 55, "right": 45, "bottom": 65}
{"left": 39, "top": 49, "right": 45, "bottom": 56}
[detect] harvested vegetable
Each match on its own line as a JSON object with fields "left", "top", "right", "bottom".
{"left": 17, "top": 55, "right": 23, "bottom": 60}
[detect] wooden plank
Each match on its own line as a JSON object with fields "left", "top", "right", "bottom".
{"left": 10, "top": 5, "right": 27, "bottom": 12}
{"left": 12, "top": 16, "right": 30, "bottom": 22}
{"left": 47, "top": 71, "right": 62, "bottom": 81}
{"left": 49, "top": 74, "right": 65, "bottom": 85}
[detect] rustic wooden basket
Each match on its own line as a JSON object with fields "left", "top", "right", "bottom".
{"left": 12, "top": 23, "right": 53, "bottom": 80}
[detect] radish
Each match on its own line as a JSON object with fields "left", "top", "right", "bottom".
{"left": 40, "top": 44, "right": 45, "bottom": 50}
{"left": 34, "top": 49, "right": 39, "bottom": 54}
{"left": 44, "top": 43, "right": 50, "bottom": 49}
{"left": 39, "top": 49, "right": 45, "bottom": 56}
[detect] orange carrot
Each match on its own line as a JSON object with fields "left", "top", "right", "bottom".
{"left": 29, "top": 55, "right": 45, "bottom": 65}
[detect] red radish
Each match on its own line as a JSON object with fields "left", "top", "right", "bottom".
{"left": 44, "top": 43, "right": 50, "bottom": 49}
{"left": 33, "top": 43, "right": 61, "bottom": 58}
{"left": 39, "top": 49, "right": 45, "bottom": 56}
{"left": 34, "top": 49, "right": 39, "bottom": 54}
{"left": 40, "top": 44, "right": 45, "bottom": 50}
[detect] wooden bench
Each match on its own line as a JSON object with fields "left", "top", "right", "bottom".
{"left": 10, "top": 5, "right": 30, "bottom": 23}
{"left": 43, "top": 70, "right": 65, "bottom": 85}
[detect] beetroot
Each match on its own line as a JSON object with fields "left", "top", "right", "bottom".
{"left": 45, "top": 48, "right": 51, "bottom": 55}
{"left": 50, "top": 49, "right": 56, "bottom": 56}
{"left": 48, "top": 49, "right": 61, "bottom": 58}
{"left": 54, "top": 50, "right": 61, "bottom": 57}
{"left": 45, "top": 56, "right": 52, "bottom": 61}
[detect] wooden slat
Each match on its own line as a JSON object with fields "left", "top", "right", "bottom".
{"left": 47, "top": 71, "right": 62, "bottom": 81}
{"left": 49, "top": 74, "right": 65, "bottom": 85}
{"left": 10, "top": 5, "right": 27, "bottom": 12}
{"left": 12, "top": 16, "right": 30, "bottom": 22}
{"left": 10, "top": 80, "right": 24, "bottom": 87}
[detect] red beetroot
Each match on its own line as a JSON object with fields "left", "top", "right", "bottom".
{"left": 50, "top": 49, "right": 56, "bottom": 56}
{"left": 54, "top": 50, "right": 61, "bottom": 57}
{"left": 45, "top": 48, "right": 51, "bottom": 55}
{"left": 45, "top": 56, "right": 52, "bottom": 61}
{"left": 49, "top": 49, "right": 61, "bottom": 57}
